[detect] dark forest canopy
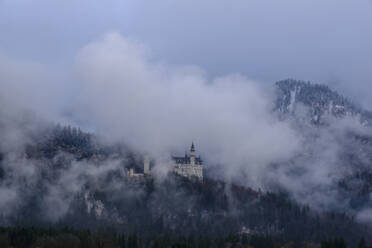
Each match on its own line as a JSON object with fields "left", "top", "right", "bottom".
{"left": 0, "top": 226, "right": 369, "bottom": 248}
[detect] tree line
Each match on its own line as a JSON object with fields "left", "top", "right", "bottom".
{"left": 0, "top": 226, "right": 369, "bottom": 248}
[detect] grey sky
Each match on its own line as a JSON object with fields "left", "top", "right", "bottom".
{"left": 0, "top": 0, "right": 372, "bottom": 107}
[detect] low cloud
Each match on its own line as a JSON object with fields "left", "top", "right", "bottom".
{"left": 75, "top": 32, "right": 300, "bottom": 186}
{"left": 0, "top": 32, "right": 371, "bottom": 223}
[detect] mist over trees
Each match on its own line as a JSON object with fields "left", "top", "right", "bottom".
{"left": 1, "top": 89, "right": 372, "bottom": 247}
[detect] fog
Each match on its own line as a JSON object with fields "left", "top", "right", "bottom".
{"left": 0, "top": 1, "right": 372, "bottom": 223}
{"left": 75, "top": 33, "right": 300, "bottom": 186}
{"left": 0, "top": 31, "right": 369, "bottom": 218}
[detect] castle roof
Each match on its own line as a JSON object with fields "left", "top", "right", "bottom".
{"left": 172, "top": 143, "right": 202, "bottom": 165}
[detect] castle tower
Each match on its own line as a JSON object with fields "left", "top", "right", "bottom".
{"left": 190, "top": 142, "right": 195, "bottom": 165}
{"left": 144, "top": 155, "right": 150, "bottom": 174}
{"left": 172, "top": 143, "right": 203, "bottom": 181}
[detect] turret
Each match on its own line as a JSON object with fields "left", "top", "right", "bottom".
{"left": 190, "top": 142, "right": 195, "bottom": 165}
{"left": 144, "top": 155, "right": 150, "bottom": 174}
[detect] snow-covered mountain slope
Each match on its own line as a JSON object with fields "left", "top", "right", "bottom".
{"left": 274, "top": 79, "right": 371, "bottom": 125}
{"left": 271, "top": 79, "right": 372, "bottom": 213}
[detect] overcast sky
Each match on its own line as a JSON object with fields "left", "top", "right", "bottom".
{"left": 0, "top": 0, "right": 372, "bottom": 107}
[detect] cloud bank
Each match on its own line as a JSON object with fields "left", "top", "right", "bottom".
{"left": 0, "top": 31, "right": 371, "bottom": 223}
{"left": 75, "top": 32, "right": 300, "bottom": 186}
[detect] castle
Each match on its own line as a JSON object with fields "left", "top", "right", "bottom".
{"left": 127, "top": 143, "right": 203, "bottom": 181}
{"left": 172, "top": 143, "right": 203, "bottom": 180}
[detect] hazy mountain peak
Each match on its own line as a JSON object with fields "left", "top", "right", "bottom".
{"left": 274, "top": 79, "right": 365, "bottom": 124}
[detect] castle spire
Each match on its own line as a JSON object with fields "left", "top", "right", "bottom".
{"left": 190, "top": 142, "right": 195, "bottom": 153}
{"left": 190, "top": 142, "right": 195, "bottom": 165}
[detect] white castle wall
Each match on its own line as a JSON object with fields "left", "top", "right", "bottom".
{"left": 173, "top": 163, "right": 203, "bottom": 180}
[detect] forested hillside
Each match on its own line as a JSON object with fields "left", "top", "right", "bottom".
{"left": 1, "top": 80, "right": 372, "bottom": 247}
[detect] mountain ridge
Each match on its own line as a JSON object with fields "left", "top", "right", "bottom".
{"left": 274, "top": 79, "right": 371, "bottom": 125}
